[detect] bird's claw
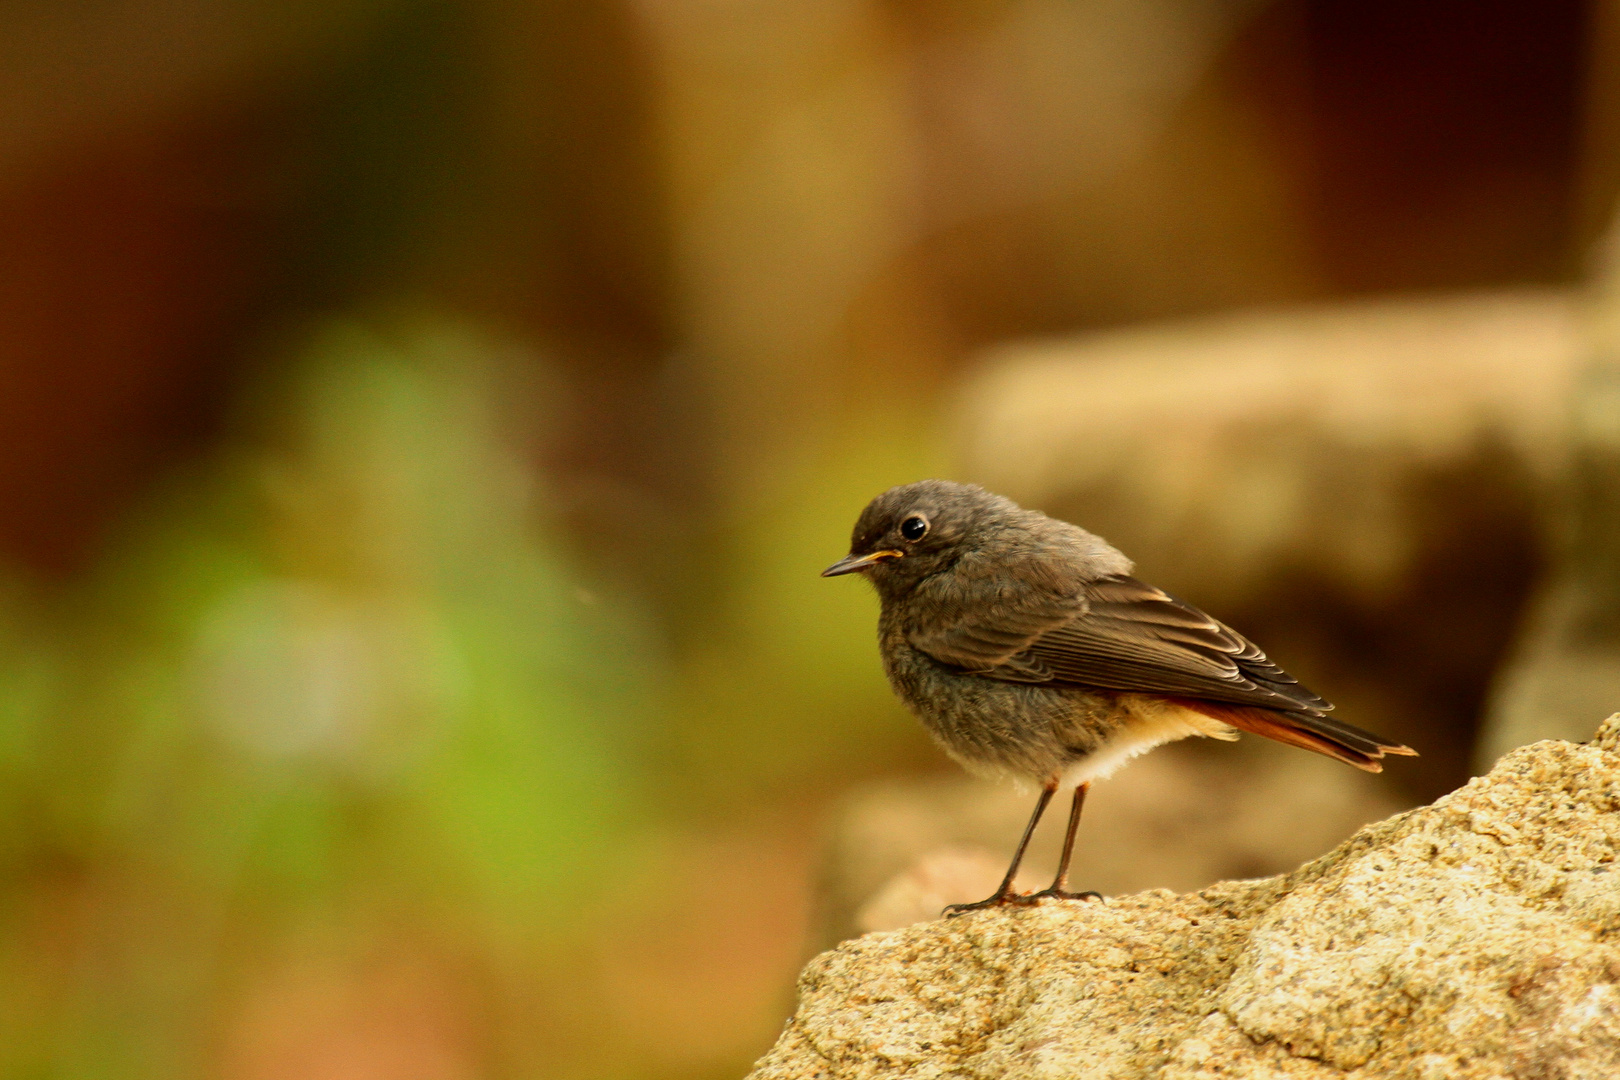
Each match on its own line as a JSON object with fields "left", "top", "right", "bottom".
{"left": 941, "top": 892, "right": 1019, "bottom": 917}
{"left": 942, "top": 887, "right": 1102, "bottom": 917}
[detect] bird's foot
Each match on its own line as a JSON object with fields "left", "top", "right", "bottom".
{"left": 941, "top": 890, "right": 1023, "bottom": 918}
{"left": 942, "top": 887, "right": 1101, "bottom": 917}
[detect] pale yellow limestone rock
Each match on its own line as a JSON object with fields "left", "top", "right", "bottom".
{"left": 750, "top": 714, "right": 1620, "bottom": 1079}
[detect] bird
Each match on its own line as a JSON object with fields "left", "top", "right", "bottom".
{"left": 822, "top": 479, "right": 1416, "bottom": 916}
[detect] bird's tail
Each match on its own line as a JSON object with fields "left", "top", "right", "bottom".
{"left": 1170, "top": 699, "right": 1417, "bottom": 773}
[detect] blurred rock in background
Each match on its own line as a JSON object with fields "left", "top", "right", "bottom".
{"left": 1481, "top": 225, "right": 1620, "bottom": 767}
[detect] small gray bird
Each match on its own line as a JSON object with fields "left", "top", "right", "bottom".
{"left": 823, "top": 479, "right": 1415, "bottom": 915}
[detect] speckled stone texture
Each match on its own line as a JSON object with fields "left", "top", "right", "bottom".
{"left": 748, "top": 715, "right": 1620, "bottom": 1079}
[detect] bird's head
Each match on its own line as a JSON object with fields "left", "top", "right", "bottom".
{"left": 821, "top": 479, "right": 1020, "bottom": 596}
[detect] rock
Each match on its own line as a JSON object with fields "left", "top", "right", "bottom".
{"left": 749, "top": 714, "right": 1620, "bottom": 1079}
{"left": 957, "top": 290, "right": 1576, "bottom": 615}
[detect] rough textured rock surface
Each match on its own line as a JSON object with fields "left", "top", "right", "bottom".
{"left": 749, "top": 715, "right": 1620, "bottom": 1079}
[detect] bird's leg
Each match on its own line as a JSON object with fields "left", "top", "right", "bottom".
{"left": 1026, "top": 782, "right": 1101, "bottom": 902}
{"left": 942, "top": 781, "right": 1056, "bottom": 917}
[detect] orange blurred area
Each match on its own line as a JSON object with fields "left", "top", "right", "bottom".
{"left": 0, "top": 1, "right": 1608, "bottom": 1076}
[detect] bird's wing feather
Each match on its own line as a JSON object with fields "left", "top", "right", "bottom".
{"left": 908, "top": 574, "right": 1330, "bottom": 715}
{"left": 904, "top": 590, "right": 1085, "bottom": 673}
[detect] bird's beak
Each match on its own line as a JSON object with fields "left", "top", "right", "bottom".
{"left": 821, "top": 550, "right": 903, "bottom": 577}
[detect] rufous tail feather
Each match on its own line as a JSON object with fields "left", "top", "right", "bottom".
{"left": 1168, "top": 698, "right": 1417, "bottom": 773}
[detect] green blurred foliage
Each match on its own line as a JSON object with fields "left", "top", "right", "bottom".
{"left": 0, "top": 321, "right": 659, "bottom": 1078}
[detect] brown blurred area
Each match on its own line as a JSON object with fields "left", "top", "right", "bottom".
{"left": 0, "top": 0, "right": 1598, "bottom": 575}
{"left": 1, "top": 1, "right": 1615, "bottom": 1077}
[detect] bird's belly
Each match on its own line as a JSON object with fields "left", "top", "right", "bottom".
{"left": 883, "top": 644, "right": 1234, "bottom": 785}
{"left": 1060, "top": 697, "right": 1238, "bottom": 784}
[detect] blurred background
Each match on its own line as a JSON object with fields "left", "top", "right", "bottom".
{"left": 4, "top": 0, "right": 1620, "bottom": 1076}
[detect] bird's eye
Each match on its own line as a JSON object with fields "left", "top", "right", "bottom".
{"left": 900, "top": 514, "right": 928, "bottom": 542}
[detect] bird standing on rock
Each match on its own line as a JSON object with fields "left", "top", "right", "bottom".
{"left": 823, "top": 479, "right": 1416, "bottom": 916}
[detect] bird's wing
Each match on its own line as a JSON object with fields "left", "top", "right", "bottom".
{"left": 909, "top": 574, "right": 1329, "bottom": 715}
{"left": 1027, "top": 575, "right": 1330, "bottom": 714}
